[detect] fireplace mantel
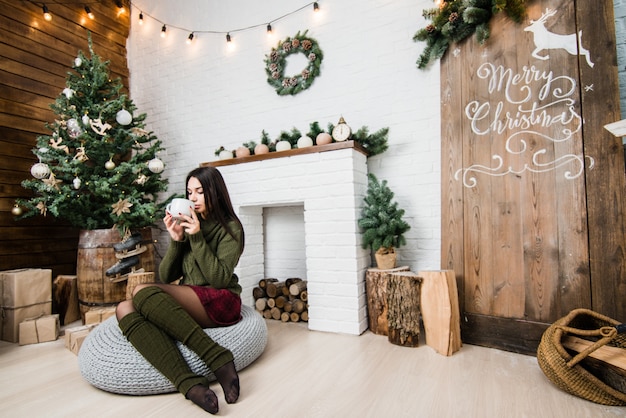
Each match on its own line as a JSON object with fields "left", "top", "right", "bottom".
{"left": 205, "top": 140, "right": 371, "bottom": 335}
{"left": 200, "top": 140, "right": 368, "bottom": 168}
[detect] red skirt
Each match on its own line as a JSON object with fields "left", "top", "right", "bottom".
{"left": 187, "top": 285, "right": 241, "bottom": 326}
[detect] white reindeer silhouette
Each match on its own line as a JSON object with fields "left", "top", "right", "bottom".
{"left": 524, "top": 8, "right": 594, "bottom": 68}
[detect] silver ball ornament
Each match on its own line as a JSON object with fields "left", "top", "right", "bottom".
{"left": 116, "top": 109, "right": 133, "bottom": 125}
{"left": 31, "top": 162, "right": 50, "bottom": 179}
{"left": 82, "top": 114, "right": 90, "bottom": 126}
{"left": 73, "top": 177, "right": 82, "bottom": 189}
{"left": 74, "top": 57, "right": 82, "bottom": 67}
{"left": 148, "top": 158, "right": 164, "bottom": 174}
{"left": 11, "top": 205, "right": 23, "bottom": 216}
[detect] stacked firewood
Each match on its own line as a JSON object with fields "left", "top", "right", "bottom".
{"left": 253, "top": 278, "right": 309, "bottom": 322}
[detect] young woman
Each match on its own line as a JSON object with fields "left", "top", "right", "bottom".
{"left": 116, "top": 166, "right": 245, "bottom": 414}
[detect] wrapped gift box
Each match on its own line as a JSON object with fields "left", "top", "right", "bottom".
{"left": 18, "top": 314, "right": 60, "bottom": 345}
{"left": 65, "top": 324, "right": 97, "bottom": 355}
{"left": 84, "top": 306, "right": 116, "bottom": 325}
{"left": 1, "top": 268, "right": 52, "bottom": 343}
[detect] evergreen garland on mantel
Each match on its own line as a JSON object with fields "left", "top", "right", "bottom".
{"left": 413, "top": 0, "right": 526, "bottom": 69}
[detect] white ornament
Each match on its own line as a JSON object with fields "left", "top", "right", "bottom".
{"left": 74, "top": 57, "right": 82, "bottom": 67}
{"left": 62, "top": 88, "right": 74, "bottom": 99}
{"left": 116, "top": 109, "right": 133, "bottom": 125}
{"left": 275, "top": 140, "right": 291, "bottom": 152}
{"left": 73, "top": 177, "right": 81, "bottom": 189}
{"left": 82, "top": 114, "right": 90, "bottom": 126}
{"left": 38, "top": 147, "right": 49, "bottom": 154}
{"left": 297, "top": 136, "right": 313, "bottom": 148}
{"left": 147, "top": 157, "right": 164, "bottom": 173}
{"left": 31, "top": 162, "right": 50, "bottom": 179}
{"left": 218, "top": 150, "right": 234, "bottom": 160}
{"left": 105, "top": 159, "right": 116, "bottom": 170}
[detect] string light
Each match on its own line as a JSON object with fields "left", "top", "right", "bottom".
{"left": 138, "top": 11, "right": 143, "bottom": 25}
{"left": 42, "top": 4, "right": 52, "bottom": 21}
{"left": 266, "top": 23, "right": 272, "bottom": 35}
{"left": 84, "top": 6, "right": 94, "bottom": 20}
{"left": 186, "top": 33, "right": 194, "bottom": 44}
{"left": 226, "top": 33, "right": 231, "bottom": 43}
{"left": 115, "top": 0, "right": 125, "bottom": 14}
{"left": 161, "top": 24, "right": 167, "bottom": 38}
{"left": 313, "top": 2, "right": 319, "bottom": 12}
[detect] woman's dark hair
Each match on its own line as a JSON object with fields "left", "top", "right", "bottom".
{"left": 185, "top": 166, "right": 244, "bottom": 252}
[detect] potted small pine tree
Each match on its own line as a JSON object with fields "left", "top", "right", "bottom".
{"left": 358, "top": 174, "right": 411, "bottom": 269}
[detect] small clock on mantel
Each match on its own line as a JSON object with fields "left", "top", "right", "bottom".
{"left": 332, "top": 116, "right": 351, "bottom": 142}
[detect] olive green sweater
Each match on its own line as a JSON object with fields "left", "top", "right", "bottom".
{"left": 159, "top": 219, "right": 243, "bottom": 295}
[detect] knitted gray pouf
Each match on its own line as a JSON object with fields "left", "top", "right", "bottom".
{"left": 78, "top": 304, "right": 268, "bottom": 395}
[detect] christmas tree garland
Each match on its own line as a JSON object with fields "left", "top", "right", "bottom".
{"left": 413, "top": 0, "right": 526, "bottom": 69}
{"left": 264, "top": 30, "right": 323, "bottom": 96}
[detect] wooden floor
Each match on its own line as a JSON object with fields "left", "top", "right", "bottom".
{"left": 1, "top": 317, "right": 624, "bottom": 418}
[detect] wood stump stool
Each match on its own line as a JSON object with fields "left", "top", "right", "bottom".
{"left": 387, "top": 271, "right": 422, "bottom": 347}
{"left": 418, "top": 270, "right": 461, "bottom": 356}
{"left": 365, "top": 266, "right": 410, "bottom": 335}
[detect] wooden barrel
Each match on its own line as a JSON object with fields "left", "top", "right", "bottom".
{"left": 77, "top": 228, "right": 155, "bottom": 321}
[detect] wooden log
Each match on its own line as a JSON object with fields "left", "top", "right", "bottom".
{"left": 292, "top": 299, "right": 307, "bottom": 314}
{"left": 263, "top": 309, "right": 273, "bottom": 319}
{"left": 259, "top": 278, "right": 278, "bottom": 289}
{"left": 300, "top": 290, "right": 308, "bottom": 302}
{"left": 126, "top": 272, "right": 155, "bottom": 300}
{"left": 255, "top": 297, "right": 267, "bottom": 312}
{"left": 289, "top": 280, "right": 308, "bottom": 296}
{"left": 266, "top": 281, "right": 286, "bottom": 298}
{"left": 252, "top": 286, "right": 265, "bottom": 300}
{"left": 365, "top": 266, "right": 410, "bottom": 335}
{"left": 270, "top": 307, "right": 282, "bottom": 320}
{"left": 281, "top": 312, "right": 291, "bottom": 322}
{"left": 563, "top": 335, "right": 626, "bottom": 394}
{"left": 267, "top": 298, "right": 276, "bottom": 308}
{"left": 53, "top": 275, "right": 80, "bottom": 325}
{"left": 387, "top": 272, "right": 422, "bottom": 347}
{"left": 418, "top": 270, "right": 462, "bottom": 356}
{"left": 300, "top": 311, "right": 309, "bottom": 322}
{"left": 283, "top": 300, "right": 293, "bottom": 313}
{"left": 285, "top": 277, "right": 303, "bottom": 288}
{"left": 290, "top": 312, "right": 301, "bottom": 322}
{"left": 275, "top": 295, "right": 287, "bottom": 309}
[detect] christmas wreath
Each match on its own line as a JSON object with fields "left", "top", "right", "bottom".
{"left": 413, "top": 0, "right": 526, "bottom": 69}
{"left": 264, "top": 30, "right": 323, "bottom": 96}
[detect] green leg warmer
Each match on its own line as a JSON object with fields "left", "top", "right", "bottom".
{"left": 118, "top": 311, "right": 208, "bottom": 396}
{"left": 133, "top": 286, "right": 234, "bottom": 373}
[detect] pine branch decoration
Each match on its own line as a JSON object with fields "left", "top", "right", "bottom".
{"left": 413, "top": 0, "right": 527, "bottom": 69}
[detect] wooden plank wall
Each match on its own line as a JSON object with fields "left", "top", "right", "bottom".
{"left": 0, "top": 0, "right": 130, "bottom": 277}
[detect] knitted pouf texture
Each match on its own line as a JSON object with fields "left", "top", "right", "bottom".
{"left": 78, "top": 304, "right": 268, "bottom": 395}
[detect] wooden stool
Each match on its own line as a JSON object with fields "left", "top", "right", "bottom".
{"left": 418, "top": 270, "right": 462, "bottom": 356}
{"left": 365, "top": 266, "right": 410, "bottom": 335}
{"left": 387, "top": 271, "right": 422, "bottom": 347}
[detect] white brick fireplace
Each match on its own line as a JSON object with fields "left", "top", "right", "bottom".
{"left": 203, "top": 142, "right": 370, "bottom": 335}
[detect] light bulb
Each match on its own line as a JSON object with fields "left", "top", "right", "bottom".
{"left": 313, "top": 2, "right": 319, "bottom": 12}
{"left": 226, "top": 33, "right": 231, "bottom": 43}
{"left": 187, "top": 33, "right": 194, "bottom": 44}
{"left": 139, "top": 12, "right": 143, "bottom": 25}
{"left": 161, "top": 25, "right": 167, "bottom": 38}
{"left": 266, "top": 24, "right": 272, "bottom": 34}
{"left": 85, "top": 6, "right": 94, "bottom": 20}
{"left": 42, "top": 4, "right": 52, "bottom": 21}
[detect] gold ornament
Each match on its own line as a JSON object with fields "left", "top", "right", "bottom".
{"left": 131, "top": 127, "right": 149, "bottom": 137}
{"left": 111, "top": 198, "right": 133, "bottom": 216}
{"left": 134, "top": 174, "right": 148, "bottom": 185}
{"left": 11, "top": 204, "right": 22, "bottom": 216}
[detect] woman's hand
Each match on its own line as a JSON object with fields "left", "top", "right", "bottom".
{"left": 163, "top": 211, "right": 185, "bottom": 241}
{"left": 179, "top": 209, "right": 200, "bottom": 235}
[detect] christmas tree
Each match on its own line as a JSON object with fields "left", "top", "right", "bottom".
{"left": 358, "top": 174, "right": 410, "bottom": 253}
{"left": 17, "top": 34, "right": 168, "bottom": 237}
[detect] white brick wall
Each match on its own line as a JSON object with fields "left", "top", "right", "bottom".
{"left": 217, "top": 147, "right": 370, "bottom": 335}
{"left": 126, "top": 1, "right": 626, "bottom": 333}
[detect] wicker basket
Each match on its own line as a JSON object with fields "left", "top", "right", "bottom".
{"left": 537, "top": 308, "right": 626, "bottom": 405}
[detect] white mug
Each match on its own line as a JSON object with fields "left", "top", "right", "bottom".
{"left": 166, "top": 198, "right": 194, "bottom": 219}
